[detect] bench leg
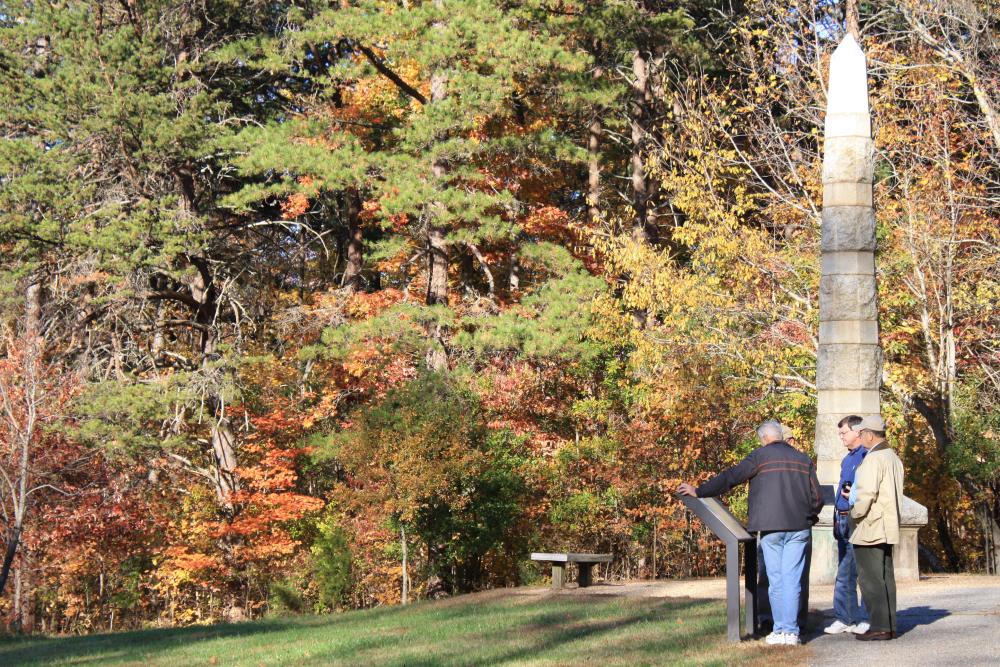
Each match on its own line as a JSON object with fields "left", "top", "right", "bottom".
{"left": 551, "top": 564, "right": 565, "bottom": 589}
{"left": 578, "top": 563, "right": 593, "bottom": 588}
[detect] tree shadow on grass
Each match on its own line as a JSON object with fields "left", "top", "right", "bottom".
{"left": 308, "top": 597, "right": 723, "bottom": 667}
{"left": 0, "top": 596, "right": 732, "bottom": 667}
{"left": 0, "top": 618, "right": 308, "bottom": 666}
{"left": 0, "top": 600, "right": 446, "bottom": 666}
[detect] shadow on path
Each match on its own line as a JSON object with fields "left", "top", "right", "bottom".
{"left": 895, "top": 605, "right": 950, "bottom": 636}
{"left": 801, "top": 605, "right": 951, "bottom": 643}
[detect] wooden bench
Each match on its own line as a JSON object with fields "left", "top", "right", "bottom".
{"left": 531, "top": 552, "right": 612, "bottom": 589}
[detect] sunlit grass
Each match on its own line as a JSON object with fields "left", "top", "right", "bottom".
{"left": 0, "top": 589, "right": 804, "bottom": 666}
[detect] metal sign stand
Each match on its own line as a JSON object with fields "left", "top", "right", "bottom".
{"left": 678, "top": 495, "right": 759, "bottom": 642}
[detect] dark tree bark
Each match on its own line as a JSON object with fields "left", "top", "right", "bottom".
{"left": 845, "top": 0, "right": 860, "bottom": 38}
{"left": 426, "top": 225, "right": 449, "bottom": 307}
{"left": 343, "top": 188, "right": 364, "bottom": 292}
{"left": 424, "top": 3, "right": 449, "bottom": 371}
{"left": 0, "top": 527, "right": 21, "bottom": 597}
{"left": 426, "top": 60, "right": 450, "bottom": 309}
{"left": 934, "top": 510, "right": 962, "bottom": 571}
{"left": 630, "top": 50, "right": 656, "bottom": 244}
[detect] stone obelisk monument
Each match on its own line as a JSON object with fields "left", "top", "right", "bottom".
{"left": 815, "top": 34, "right": 880, "bottom": 485}
{"left": 811, "top": 34, "right": 926, "bottom": 584}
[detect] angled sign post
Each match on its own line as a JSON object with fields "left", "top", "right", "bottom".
{"left": 677, "top": 495, "right": 758, "bottom": 642}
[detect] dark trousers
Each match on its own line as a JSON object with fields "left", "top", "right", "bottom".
{"left": 854, "top": 543, "right": 896, "bottom": 633}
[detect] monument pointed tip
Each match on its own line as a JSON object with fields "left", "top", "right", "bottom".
{"left": 827, "top": 30, "right": 870, "bottom": 120}
{"left": 833, "top": 32, "right": 864, "bottom": 59}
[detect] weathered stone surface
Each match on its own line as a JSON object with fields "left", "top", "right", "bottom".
{"left": 816, "top": 459, "right": 841, "bottom": 487}
{"left": 811, "top": 513, "right": 926, "bottom": 584}
{"left": 821, "top": 206, "right": 876, "bottom": 252}
{"left": 819, "top": 320, "right": 879, "bottom": 345}
{"left": 819, "top": 274, "right": 877, "bottom": 321}
{"left": 821, "top": 250, "right": 875, "bottom": 275}
{"left": 817, "top": 389, "right": 880, "bottom": 415}
{"left": 814, "top": 427, "right": 846, "bottom": 482}
{"left": 900, "top": 495, "right": 929, "bottom": 525}
{"left": 823, "top": 181, "right": 874, "bottom": 207}
{"left": 816, "top": 344, "right": 882, "bottom": 390}
{"left": 822, "top": 136, "right": 874, "bottom": 183}
{"left": 824, "top": 111, "right": 871, "bottom": 138}
{"left": 895, "top": 526, "right": 921, "bottom": 581}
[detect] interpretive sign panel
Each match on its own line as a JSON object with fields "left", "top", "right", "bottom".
{"left": 681, "top": 496, "right": 753, "bottom": 543}
{"left": 678, "top": 495, "right": 758, "bottom": 642}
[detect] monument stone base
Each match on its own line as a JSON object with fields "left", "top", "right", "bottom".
{"left": 809, "top": 496, "right": 928, "bottom": 584}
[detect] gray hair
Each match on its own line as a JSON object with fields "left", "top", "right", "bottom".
{"left": 756, "top": 419, "right": 784, "bottom": 443}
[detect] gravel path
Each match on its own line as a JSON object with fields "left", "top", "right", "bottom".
{"left": 530, "top": 573, "right": 1000, "bottom": 666}
{"left": 804, "top": 574, "right": 1000, "bottom": 666}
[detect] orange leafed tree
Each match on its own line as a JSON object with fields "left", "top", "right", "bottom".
{"left": 0, "top": 332, "right": 80, "bottom": 625}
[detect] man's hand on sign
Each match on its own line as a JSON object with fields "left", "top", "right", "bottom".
{"left": 676, "top": 482, "right": 698, "bottom": 497}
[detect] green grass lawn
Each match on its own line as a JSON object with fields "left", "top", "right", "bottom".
{"left": 0, "top": 588, "right": 803, "bottom": 666}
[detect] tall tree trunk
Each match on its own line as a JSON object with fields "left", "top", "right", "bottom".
{"left": 13, "top": 563, "right": 21, "bottom": 629}
{"left": 979, "top": 498, "right": 1000, "bottom": 574}
{"left": 400, "top": 525, "right": 409, "bottom": 605}
{"left": 934, "top": 510, "right": 962, "bottom": 571}
{"left": 588, "top": 115, "right": 602, "bottom": 226}
{"left": 426, "top": 2, "right": 449, "bottom": 308}
{"left": 0, "top": 281, "right": 45, "bottom": 597}
{"left": 343, "top": 188, "right": 364, "bottom": 292}
{"left": 25, "top": 281, "right": 42, "bottom": 339}
{"left": 17, "top": 551, "right": 33, "bottom": 632}
{"left": 588, "top": 62, "right": 604, "bottom": 226}
{"left": 151, "top": 300, "right": 166, "bottom": 361}
{"left": 426, "top": 225, "right": 449, "bottom": 306}
{"left": 210, "top": 416, "right": 239, "bottom": 513}
{"left": 186, "top": 255, "right": 240, "bottom": 513}
{"left": 652, "top": 517, "right": 658, "bottom": 579}
{"left": 424, "top": 5, "right": 450, "bottom": 372}
{"left": 845, "top": 0, "right": 860, "bottom": 38}
{"left": 630, "top": 50, "right": 655, "bottom": 244}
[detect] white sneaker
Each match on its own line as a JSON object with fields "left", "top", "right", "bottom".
{"left": 765, "top": 631, "right": 786, "bottom": 645}
{"left": 783, "top": 633, "right": 801, "bottom": 645}
{"left": 850, "top": 622, "right": 871, "bottom": 634}
{"left": 824, "top": 620, "right": 853, "bottom": 634}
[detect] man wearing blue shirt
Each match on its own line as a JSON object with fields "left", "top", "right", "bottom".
{"left": 823, "top": 415, "right": 870, "bottom": 634}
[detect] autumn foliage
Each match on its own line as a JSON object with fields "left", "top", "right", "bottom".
{"left": 1, "top": 0, "right": 999, "bottom": 634}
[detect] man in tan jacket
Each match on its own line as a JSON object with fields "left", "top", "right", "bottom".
{"left": 849, "top": 415, "right": 904, "bottom": 641}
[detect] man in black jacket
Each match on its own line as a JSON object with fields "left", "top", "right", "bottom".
{"left": 678, "top": 419, "right": 823, "bottom": 646}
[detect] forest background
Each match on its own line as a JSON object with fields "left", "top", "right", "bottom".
{"left": 0, "top": 0, "right": 998, "bottom": 634}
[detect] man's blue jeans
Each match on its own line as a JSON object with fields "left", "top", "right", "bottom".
{"left": 834, "top": 512, "right": 868, "bottom": 624}
{"left": 759, "top": 529, "right": 811, "bottom": 635}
